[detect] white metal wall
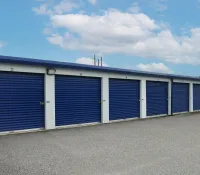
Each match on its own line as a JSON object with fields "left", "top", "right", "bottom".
{"left": 0, "top": 63, "right": 198, "bottom": 134}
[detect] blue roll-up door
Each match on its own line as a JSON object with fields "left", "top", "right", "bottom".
{"left": 109, "top": 79, "right": 140, "bottom": 120}
{"left": 147, "top": 81, "right": 168, "bottom": 116}
{"left": 193, "top": 84, "right": 200, "bottom": 111}
{"left": 55, "top": 75, "right": 101, "bottom": 126}
{"left": 0, "top": 72, "right": 44, "bottom": 132}
{"left": 172, "top": 83, "right": 189, "bottom": 113}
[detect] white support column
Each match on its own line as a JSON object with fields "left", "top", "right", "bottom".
{"left": 45, "top": 74, "right": 56, "bottom": 129}
{"left": 189, "top": 83, "right": 193, "bottom": 112}
{"left": 140, "top": 79, "right": 147, "bottom": 119}
{"left": 101, "top": 75, "right": 109, "bottom": 123}
{"left": 168, "top": 81, "right": 172, "bottom": 115}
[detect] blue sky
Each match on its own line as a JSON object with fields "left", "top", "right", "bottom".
{"left": 1, "top": 0, "right": 200, "bottom": 76}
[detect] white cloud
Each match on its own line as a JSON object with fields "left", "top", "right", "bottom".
{"left": 150, "top": 0, "right": 168, "bottom": 12}
{"left": 51, "top": 11, "right": 159, "bottom": 31}
{"left": 88, "top": 0, "right": 97, "bottom": 5}
{"left": 128, "top": 2, "right": 140, "bottom": 13}
{"left": 32, "top": 4, "right": 52, "bottom": 15}
{"left": 0, "top": 41, "right": 6, "bottom": 48}
{"left": 33, "top": 1, "right": 200, "bottom": 66}
{"left": 49, "top": 10, "right": 159, "bottom": 53}
{"left": 45, "top": 9, "right": 200, "bottom": 65}
{"left": 33, "top": 0, "right": 79, "bottom": 15}
{"left": 54, "top": 0, "right": 78, "bottom": 14}
{"left": 47, "top": 34, "right": 64, "bottom": 46}
{"left": 76, "top": 57, "right": 107, "bottom": 66}
{"left": 137, "top": 63, "right": 173, "bottom": 73}
{"left": 43, "top": 27, "right": 53, "bottom": 34}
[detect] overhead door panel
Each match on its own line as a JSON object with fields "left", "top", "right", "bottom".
{"left": 193, "top": 84, "right": 200, "bottom": 111}
{"left": 109, "top": 79, "right": 140, "bottom": 120}
{"left": 55, "top": 75, "right": 101, "bottom": 126}
{"left": 172, "top": 83, "right": 189, "bottom": 113}
{"left": 0, "top": 72, "right": 44, "bottom": 132}
{"left": 147, "top": 81, "right": 168, "bottom": 116}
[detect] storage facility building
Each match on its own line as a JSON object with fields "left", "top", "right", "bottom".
{"left": 0, "top": 55, "right": 200, "bottom": 134}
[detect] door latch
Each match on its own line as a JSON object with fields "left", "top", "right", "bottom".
{"left": 40, "top": 102, "right": 45, "bottom": 105}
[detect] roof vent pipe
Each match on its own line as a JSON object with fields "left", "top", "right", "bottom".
{"left": 94, "top": 54, "right": 96, "bottom": 66}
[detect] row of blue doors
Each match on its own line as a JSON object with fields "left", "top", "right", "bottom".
{"left": 109, "top": 79, "right": 168, "bottom": 120}
{"left": 0, "top": 73, "right": 102, "bottom": 132}
{"left": 108, "top": 80, "right": 196, "bottom": 119}
{"left": 0, "top": 72, "right": 199, "bottom": 132}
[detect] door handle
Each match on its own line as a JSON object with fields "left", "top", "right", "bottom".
{"left": 40, "top": 102, "right": 44, "bottom": 106}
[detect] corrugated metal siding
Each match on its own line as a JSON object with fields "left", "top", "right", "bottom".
{"left": 55, "top": 75, "right": 101, "bottom": 126}
{"left": 109, "top": 79, "right": 140, "bottom": 120}
{"left": 193, "top": 84, "right": 200, "bottom": 110}
{"left": 147, "top": 81, "right": 168, "bottom": 116}
{"left": 0, "top": 72, "right": 44, "bottom": 132}
{"left": 172, "top": 83, "right": 189, "bottom": 113}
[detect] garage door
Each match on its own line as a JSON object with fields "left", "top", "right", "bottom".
{"left": 147, "top": 81, "right": 168, "bottom": 116}
{"left": 55, "top": 75, "right": 101, "bottom": 126}
{"left": 193, "top": 84, "right": 200, "bottom": 111}
{"left": 109, "top": 79, "right": 140, "bottom": 120}
{"left": 0, "top": 72, "right": 44, "bottom": 132}
{"left": 172, "top": 83, "right": 189, "bottom": 113}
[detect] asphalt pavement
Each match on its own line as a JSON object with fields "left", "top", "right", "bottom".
{"left": 1, "top": 113, "right": 200, "bottom": 175}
